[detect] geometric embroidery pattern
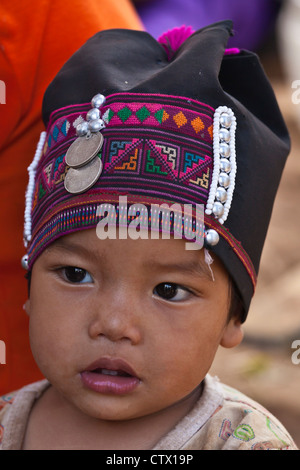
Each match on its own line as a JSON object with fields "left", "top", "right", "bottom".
{"left": 38, "top": 181, "right": 46, "bottom": 200}
{"left": 105, "top": 139, "right": 141, "bottom": 173}
{"left": 102, "top": 99, "right": 213, "bottom": 143}
{"left": 173, "top": 111, "right": 187, "bottom": 128}
{"left": 31, "top": 92, "right": 215, "bottom": 247}
{"left": 183, "top": 152, "right": 205, "bottom": 173}
{"left": 191, "top": 116, "right": 205, "bottom": 133}
{"left": 189, "top": 167, "right": 210, "bottom": 188}
{"left": 155, "top": 144, "right": 178, "bottom": 170}
{"left": 52, "top": 154, "right": 66, "bottom": 184}
{"left": 145, "top": 149, "right": 168, "bottom": 176}
{"left": 42, "top": 163, "right": 53, "bottom": 188}
{"left": 101, "top": 135, "right": 212, "bottom": 193}
{"left": 115, "top": 148, "right": 139, "bottom": 171}
{"left": 47, "top": 118, "right": 70, "bottom": 149}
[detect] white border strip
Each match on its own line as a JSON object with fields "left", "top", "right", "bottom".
{"left": 205, "top": 106, "right": 237, "bottom": 225}
{"left": 23, "top": 131, "right": 47, "bottom": 246}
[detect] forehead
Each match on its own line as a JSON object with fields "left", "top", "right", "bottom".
{"left": 44, "top": 228, "right": 228, "bottom": 282}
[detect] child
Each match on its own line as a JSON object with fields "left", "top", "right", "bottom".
{"left": 0, "top": 21, "right": 297, "bottom": 450}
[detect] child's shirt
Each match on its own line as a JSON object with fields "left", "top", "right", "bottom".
{"left": 0, "top": 375, "right": 297, "bottom": 450}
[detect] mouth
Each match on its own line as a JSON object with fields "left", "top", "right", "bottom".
{"left": 80, "top": 358, "right": 140, "bottom": 395}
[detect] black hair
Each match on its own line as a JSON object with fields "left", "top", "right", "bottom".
{"left": 227, "top": 278, "right": 245, "bottom": 323}
{"left": 25, "top": 270, "right": 32, "bottom": 298}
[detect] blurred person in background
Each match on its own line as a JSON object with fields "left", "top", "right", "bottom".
{"left": 0, "top": 0, "right": 142, "bottom": 395}
{"left": 277, "top": 0, "right": 300, "bottom": 127}
{"left": 134, "top": 0, "right": 282, "bottom": 50}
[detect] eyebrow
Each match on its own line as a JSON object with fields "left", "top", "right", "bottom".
{"left": 144, "top": 259, "right": 213, "bottom": 281}
{"left": 45, "top": 240, "right": 104, "bottom": 262}
{"left": 46, "top": 241, "right": 213, "bottom": 281}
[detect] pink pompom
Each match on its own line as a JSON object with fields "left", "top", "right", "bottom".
{"left": 158, "top": 25, "right": 195, "bottom": 60}
{"left": 224, "top": 48, "right": 240, "bottom": 55}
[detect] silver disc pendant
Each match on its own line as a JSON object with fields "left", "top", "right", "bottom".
{"left": 65, "top": 133, "right": 103, "bottom": 169}
{"left": 64, "top": 157, "right": 103, "bottom": 194}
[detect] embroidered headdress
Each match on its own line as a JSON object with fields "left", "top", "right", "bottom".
{"left": 22, "top": 21, "right": 290, "bottom": 320}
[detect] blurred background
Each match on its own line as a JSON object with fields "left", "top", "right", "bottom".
{"left": 208, "top": 0, "right": 300, "bottom": 448}
{"left": 134, "top": 0, "right": 300, "bottom": 447}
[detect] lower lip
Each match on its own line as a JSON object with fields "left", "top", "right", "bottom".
{"left": 80, "top": 371, "right": 140, "bottom": 395}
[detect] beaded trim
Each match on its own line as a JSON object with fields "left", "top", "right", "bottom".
{"left": 23, "top": 131, "right": 47, "bottom": 247}
{"left": 74, "top": 93, "right": 106, "bottom": 137}
{"left": 205, "top": 106, "right": 237, "bottom": 224}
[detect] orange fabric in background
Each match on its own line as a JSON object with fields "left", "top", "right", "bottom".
{"left": 0, "top": 0, "right": 142, "bottom": 395}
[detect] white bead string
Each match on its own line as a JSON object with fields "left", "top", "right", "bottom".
{"left": 205, "top": 106, "right": 237, "bottom": 225}
{"left": 23, "top": 131, "right": 47, "bottom": 247}
{"left": 206, "top": 108, "right": 221, "bottom": 213}
{"left": 221, "top": 112, "right": 237, "bottom": 223}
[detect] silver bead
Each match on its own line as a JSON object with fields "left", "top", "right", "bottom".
{"left": 76, "top": 121, "right": 89, "bottom": 136}
{"left": 219, "top": 142, "right": 230, "bottom": 157}
{"left": 216, "top": 186, "right": 227, "bottom": 203}
{"left": 212, "top": 201, "right": 224, "bottom": 218}
{"left": 86, "top": 108, "right": 100, "bottom": 121}
{"left": 220, "top": 158, "right": 231, "bottom": 173}
{"left": 205, "top": 229, "right": 220, "bottom": 246}
{"left": 21, "top": 254, "right": 29, "bottom": 270}
{"left": 88, "top": 119, "right": 105, "bottom": 132}
{"left": 91, "top": 93, "right": 106, "bottom": 108}
{"left": 219, "top": 112, "right": 232, "bottom": 128}
{"left": 219, "top": 128, "right": 230, "bottom": 142}
{"left": 218, "top": 172, "right": 230, "bottom": 188}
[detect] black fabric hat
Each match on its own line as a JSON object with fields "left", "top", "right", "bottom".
{"left": 25, "top": 21, "right": 289, "bottom": 321}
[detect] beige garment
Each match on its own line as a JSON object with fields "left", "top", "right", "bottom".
{"left": 0, "top": 375, "right": 297, "bottom": 450}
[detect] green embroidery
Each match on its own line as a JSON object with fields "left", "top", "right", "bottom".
{"left": 105, "top": 108, "right": 114, "bottom": 123}
{"left": 266, "top": 417, "right": 288, "bottom": 446}
{"left": 117, "top": 107, "right": 132, "bottom": 122}
{"left": 38, "top": 182, "right": 46, "bottom": 200}
{"left": 136, "top": 106, "right": 150, "bottom": 122}
{"left": 233, "top": 424, "right": 255, "bottom": 441}
{"left": 145, "top": 150, "right": 168, "bottom": 175}
{"left": 154, "top": 109, "right": 164, "bottom": 124}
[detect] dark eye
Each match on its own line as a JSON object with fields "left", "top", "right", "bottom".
{"left": 62, "top": 267, "right": 93, "bottom": 284}
{"left": 153, "top": 283, "right": 191, "bottom": 302}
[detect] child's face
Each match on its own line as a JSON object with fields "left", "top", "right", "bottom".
{"left": 26, "top": 229, "right": 243, "bottom": 421}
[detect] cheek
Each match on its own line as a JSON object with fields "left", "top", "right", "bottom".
{"left": 28, "top": 293, "right": 80, "bottom": 379}
{"left": 150, "top": 313, "right": 223, "bottom": 390}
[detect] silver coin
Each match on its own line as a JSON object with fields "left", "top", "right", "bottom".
{"left": 65, "top": 133, "right": 103, "bottom": 168}
{"left": 64, "top": 156, "right": 103, "bottom": 194}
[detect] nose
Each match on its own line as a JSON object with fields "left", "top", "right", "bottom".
{"left": 88, "top": 288, "right": 143, "bottom": 345}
